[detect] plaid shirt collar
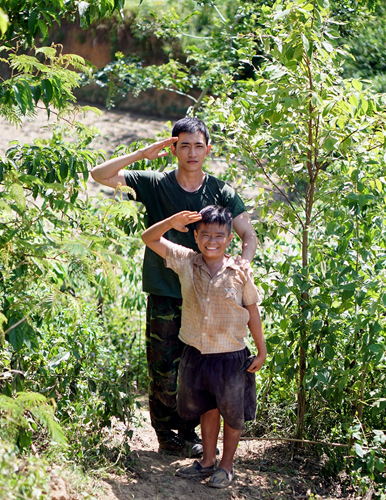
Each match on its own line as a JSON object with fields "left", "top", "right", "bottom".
{"left": 192, "top": 253, "right": 239, "bottom": 277}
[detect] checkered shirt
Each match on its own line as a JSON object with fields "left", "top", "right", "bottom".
{"left": 165, "top": 243, "right": 261, "bottom": 354}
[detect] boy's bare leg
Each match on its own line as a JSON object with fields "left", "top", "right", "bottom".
{"left": 218, "top": 421, "right": 242, "bottom": 474}
{"left": 199, "top": 408, "right": 220, "bottom": 468}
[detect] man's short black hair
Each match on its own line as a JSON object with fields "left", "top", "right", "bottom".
{"left": 196, "top": 205, "right": 233, "bottom": 234}
{"left": 172, "top": 117, "right": 210, "bottom": 145}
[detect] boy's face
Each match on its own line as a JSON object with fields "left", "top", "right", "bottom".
{"left": 171, "top": 131, "right": 211, "bottom": 173}
{"left": 194, "top": 223, "right": 233, "bottom": 261}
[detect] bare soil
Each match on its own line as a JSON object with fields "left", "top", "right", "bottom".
{"left": 98, "top": 399, "right": 355, "bottom": 500}
{"left": 2, "top": 106, "right": 358, "bottom": 500}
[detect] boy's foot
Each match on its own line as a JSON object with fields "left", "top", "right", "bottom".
{"left": 208, "top": 467, "right": 235, "bottom": 488}
{"left": 157, "top": 431, "right": 203, "bottom": 457}
{"left": 176, "top": 460, "right": 217, "bottom": 478}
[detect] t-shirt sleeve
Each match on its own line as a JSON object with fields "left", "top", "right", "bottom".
{"left": 124, "top": 170, "right": 154, "bottom": 204}
{"left": 214, "top": 178, "right": 246, "bottom": 218}
{"left": 165, "top": 243, "right": 195, "bottom": 275}
{"left": 242, "top": 267, "right": 261, "bottom": 306}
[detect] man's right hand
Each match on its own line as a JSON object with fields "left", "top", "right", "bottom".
{"left": 142, "top": 137, "right": 178, "bottom": 160}
{"left": 90, "top": 137, "right": 178, "bottom": 189}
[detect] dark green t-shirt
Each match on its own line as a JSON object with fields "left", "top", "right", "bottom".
{"left": 124, "top": 169, "right": 246, "bottom": 298}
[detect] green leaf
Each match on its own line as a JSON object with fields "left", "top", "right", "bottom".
{"left": 301, "top": 33, "right": 309, "bottom": 52}
{"left": 354, "top": 443, "right": 365, "bottom": 458}
{"left": 324, "top": 138, "right": 337, "bottom": 152}
{"left": 311, "top": 320, "right": 323, "bottom": 332}
{"left": 368, "top": 344, "right": 384, "bottom": 354}
{"left": 323, "top": 344, "right": 334, "bottom": 361}
{"left": 0, "top": 8, "right": 9, "bottom": 36}
{"left": 48, "top": 351, "right": 70, "bottom": 368}
{"left": 316, "top": 369, "right": 331, "bottom": 384}
{"left": 41, "top": 79, "right": 53, "bottom": 103}
{"left": 352, "top": 80, "right": 362, "bottom": 91}
{"left": 277, "top": 283, "right": 289, "bottom": 296}
{"left": 27, "top": 11, "right": 38, "bottom": 34}
{"left": 8, "top": 327, "right": 25, "bottom": 352}
{"left": 375, "top": 457, "right": 385, "bottom": 472}
{"left": 10, "top": 183, "right": 26, "bottom": 211}
{"left": 38, "top": 19, "right": 48, "bottom": 40}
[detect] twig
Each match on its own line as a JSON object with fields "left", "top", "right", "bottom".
{"left": 240, "top": 436, "right": 349, "bottom": 448}
{"left": 240, "top": 436, "right": 386, "bottom": 452}
{"left": 363, "top": 487, "right": 374, "bottom": 500}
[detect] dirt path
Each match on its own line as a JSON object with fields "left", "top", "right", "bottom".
{"left": 98, "top": 399, "right": 351, "bottom": 500}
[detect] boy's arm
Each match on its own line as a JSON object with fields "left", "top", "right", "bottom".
{"left": 245, "top": 303, "right": 267, "bottom": 373}
{"left": 90, "top": 137, "right": 178, "bottom": 189}
{"left": 141, "top": 211, "right": 202, "bottom": 259}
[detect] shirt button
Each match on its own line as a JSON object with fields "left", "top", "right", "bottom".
{"left": 207, "top": 298, "right": 210, "bottom": 301}
{"left": 210, "top": 280, "right": 213, "bottom": 283}
{"left": 204, "top": 316, "right": 208, "bottom": 320}
{"left": 203, "top": 333, "right": 206, "bottom": 336}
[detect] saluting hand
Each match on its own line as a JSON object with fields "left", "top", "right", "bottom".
{"left": 142, "top": 137, "right": 179, "bottom": 160}
{"left": 168, "top": 211, "right": 202, "bottom": 233}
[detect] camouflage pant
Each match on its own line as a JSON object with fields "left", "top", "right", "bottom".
{"left": 145, "top": 294, "right": 199, "bottom": 436}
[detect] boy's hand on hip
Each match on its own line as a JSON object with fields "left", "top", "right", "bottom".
{"left": 169, "top": 211, "right": 202, "bottom": 233}
{"left": 247, "top": 354, "right": 265, "bottom": 373}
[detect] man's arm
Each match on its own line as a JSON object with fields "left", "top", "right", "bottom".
{"left": 245, "top": 303, "right": 267, "bottom": 373}
{"left": 233, "top": 211, "right": 258, "bottom": 263}
{"left": 90, "top": 137, "right": 178, "bottom": 189}
{"left": 141, "top": 211, "right": 202, "bottom": 259}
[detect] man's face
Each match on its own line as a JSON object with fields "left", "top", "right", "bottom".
{"left": 171, "top": 131, "right": 211, "bottom": 172}
{"left": 194, "top": 223, "right": 233, "bottom": 261}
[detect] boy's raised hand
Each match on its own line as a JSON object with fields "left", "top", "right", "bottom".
{"left": 169, "top": 211, "right": 202, "bottom": 232}
{"left": 142, "top": 137, "right": 178, "bottom": 160}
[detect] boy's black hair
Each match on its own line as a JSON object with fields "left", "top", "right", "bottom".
{"left": 172, "top": 117, "right": 210, "bottom": 145}
{"left": 196, "top": 205, "right": 233, "bottom": 234}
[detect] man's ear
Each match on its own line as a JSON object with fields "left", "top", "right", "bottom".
{"left": 227, "top": 233, "right": 233, "bottom": 246}
{"left": 194, "top": 229, "right": 198, "bottom": 242}
{"left": 206, "top": 144, "right": 212, "bottom": 156}
{"left": 171, "top": 144, "right": 177, "bottom": 157}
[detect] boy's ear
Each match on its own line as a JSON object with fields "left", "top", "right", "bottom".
{"left": 194, "top": 229, "right": 198, "bottom": 241}
{"left": 206, "top": 144, "right": 211, "bottom": 155}
{"left": 227, "top": 232, "right": 233, "bottom": 246}
{"left": 171, "top": 143, "right": 177, "bottom": 157}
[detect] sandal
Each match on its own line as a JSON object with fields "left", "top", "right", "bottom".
{"left": 176, "top": 460, "right": 217, "bottom": 478}
{"left": 207, "top": 467, "right": 235, "bottom": 488}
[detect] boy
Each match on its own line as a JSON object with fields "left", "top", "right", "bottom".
{"left": 141, "top": 205, "right": 266, "bottom": 488}
{"left": 91, "top": 117, "right": 258, "bottom": 455}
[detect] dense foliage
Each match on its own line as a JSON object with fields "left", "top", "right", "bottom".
{"left": 1, "top": 0, "right": 386, "bottom": 498}
{"left": 91, "top": 0, "right": 386, "bottom": 496}
{"left": 0, "top": 1, "right": 149, "bottom": 497}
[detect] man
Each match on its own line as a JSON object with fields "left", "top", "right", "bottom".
{"left": 90, "top": 117, "right": 257, "bottom": 455}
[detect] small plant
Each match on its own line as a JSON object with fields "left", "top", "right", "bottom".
{"left": 0, "top": 391, "right": 66, "bottom": 451}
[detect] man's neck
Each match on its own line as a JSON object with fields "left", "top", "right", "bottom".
{"left": 175, "top": 169, "right": 206, "bottom": 192}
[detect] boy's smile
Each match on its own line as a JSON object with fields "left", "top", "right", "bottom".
{"left": 194, "top": 223, "right": 233, "bottom": 264}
